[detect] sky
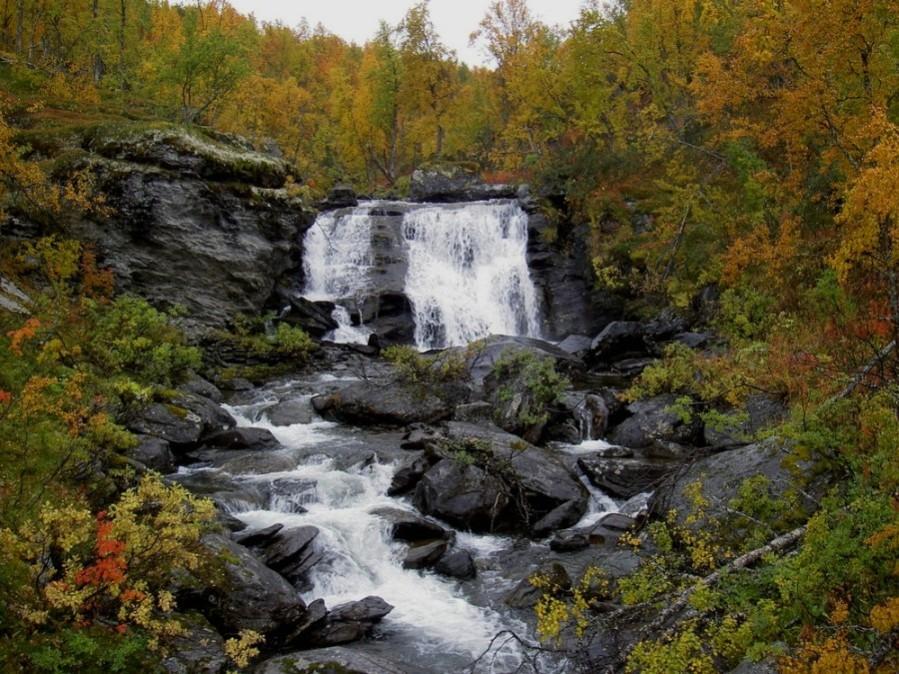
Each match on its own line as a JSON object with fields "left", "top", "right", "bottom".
{"left": 227, "top": 0, "right": 589, "bottom": 66}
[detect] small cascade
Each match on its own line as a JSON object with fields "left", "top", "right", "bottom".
{"left": 215, "top": 397, "right": 538, "bottom": 672}
{"left": 402, "top": 201, "right": 541, "bottom": 350}
{"left": 326, "top": 306, "right": 373, "bottom": 345}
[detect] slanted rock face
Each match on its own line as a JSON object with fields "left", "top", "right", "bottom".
{"left": 200, "top": 534, "right": 306, "bottom": 640}
{"left": 48, "top": 123, "right": 315, "bottom": 334}
{"left": 312, "top": 380, "right": 457, "bottom": 426}
{"left": 413, "top": 422, "right": 587, "bottom": 535}
{"left": 654, "top": 440, "right": 807, "bottom": 529}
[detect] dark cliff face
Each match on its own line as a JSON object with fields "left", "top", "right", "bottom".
{"left": 8, "top": 123, "right": 315, "bottom": 334}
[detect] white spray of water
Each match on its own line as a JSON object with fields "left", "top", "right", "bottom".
{"left": 222, "top": 402, "right": 529, "bottom": 668}
{"left": 402, "top": 201, "right": 541, "bottom": 350}
{"left": 327, "top": 306, "right": 373, "bottom": 345}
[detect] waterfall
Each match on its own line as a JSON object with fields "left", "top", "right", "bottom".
{"left": 302, "top": 200, "right": 541, "bottom": 349}
{"left": 402, "top": 201, "right": 541, "bottom": 350}
{"left": 303, "top": 207, "right": 373, "bottom": 303}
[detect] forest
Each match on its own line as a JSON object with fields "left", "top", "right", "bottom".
{"left": 0, "top": 1, "right": 897, "bottom": 673}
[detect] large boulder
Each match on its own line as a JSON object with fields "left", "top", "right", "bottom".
{"left": 413, "top": 423, "right": 587, "bottom": 535}
{"left": 578, "top": 450, "right": 681, "bottom": 499}
{"left": 203, "top": 427, "right": 280, "bottom": 451}
{"left": 410, "top": 164, "right": 517, "bottom": 203}
{"left": 465, "top": 335, "right": 584, "bottom": 389}
{"left": 312, "top": 381, "right": 455, "bottom": 426}
{"left": 304, "top": 596, "right": 394, "bottom": 648}
{"left": 653, "top": 441, "right": 804, "bottom": 529}
{"left": 607, "top": 394, "right": 703, "bottom": 449}
{"left": 126, "top": 392, "right": 236, "bottom": 450}
{"left": 128, "top": 435, "right": 175, "bottom": 473}
{"left": 201, "top": 534, "right": 306, "bottom": 639}
{"left": 413, "top": 459, "right": 511, "bottom": 533}
{"left": 161, "top": 612, "right": 228, "bottom": 674}
{"left": 434, "top": 549, "right": 476, "bottom": 580}
{"left": 589, "top": 321, "right": 648, "bottom": 363}
{"left": 255, "top": 526, "right": 322, "bottom": 591}
{"left": 264, "top": 397, "right": 316, "bottom": 426}
{"left": 53, "top": 123, "right": 314, "bottom": 334}
{"left": 370, "top": 507, "right": 451, "bottom": 542}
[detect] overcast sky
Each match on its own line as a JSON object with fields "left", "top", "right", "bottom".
{"left": 228, "top": 0, "right": 589, "bottom": 66}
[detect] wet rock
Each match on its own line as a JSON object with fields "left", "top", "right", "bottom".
{"left": 181, "top": 375, "right": 224, "bottom": 404}
{"left": 444, "top": 422, "right": 588, "bottom": 535}
{"left": 305, "top": 596, "right": 393, "bottom": 647}
{"left": 233, "top": 523, "right": 284, "bottom": 548}
{"left": 434, "top": 549, "right": 476, "bottom": 580}
{"left": 257, "top": 526, "right": 322, "bottom": 591}
{"left": 597, "top": 513, "right": 637, "bottom": 532}
{"left": 264, "top": 398, "right": 315, "bottom": 426}
{"left": 274, "top": 292, "right": 337, "bottom": 338}
{"left": 313, "top": 382, "right": 453, "bottom": 427}
{"left": 284, "top": 598, "right": 328, "bottom": 644}
{"left": 607, "top": 394, "right": 703, "bottom": 449}
{"left": 549, "top": 531, "right": 590, "bottom": 552}
{"left": 168, "top": 470, "right": 268, "bottom": 512}
{"left": 413, "top": 459, "right": 511, "bottom": 533}
{"left": 161, "top": 612, "right": 227, "bottom": 674}
{"left": 531, "top": 500, "right": 589, "bottom": 538}
{"left": 214, "top": 452, "right": 298, "bottom": 476}
{"left": 400, "top": 424, "right": 443, "bottom": 450}
{"left": 402, "top": 540, "right": 449, "bottom": 569}
{"left": 257, "top": 477, "right": 315, "bottom": 513}
{"left": 557, "top": 334, "right": 594, "bottom": 355}
{"left": 203, "top": 427, "right": 280, "bottom": 451}
{"left": 370, "top": 507, "right": 451, "bottom": 542}
{"left": 387, "top": 455, "right": 431, "bottom": 496}
{"left": 126, "top": 402, "right": 205, "bottom": 448}
{"left": 578, "top": 452, "right": 678, "bottom": 499}
{"left": 129, "top": 435, "right": 175, "bottom": 473}
{"left": 590, "top": 321, "right": 647, "bottom": 362}
{"left": 201, "top": 534, "right": 305, "bottom": 639}
{"left": 505, "top": 563, "right": 571, "bottom": 609}
{"left": 258, "top": 648, "right": 406, "bottom": 674}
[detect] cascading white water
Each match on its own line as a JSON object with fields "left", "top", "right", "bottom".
{"left": 301, "top": 200, "right": 541, "bottom": 349}
{"left": 303, "top": 208, "right": 373, "bottom": 302}
{"left": 216, "top": 398, "right": 531, "bottom": 672}
{"left": 402, "top": 201, "right": 541, "bottom": 350}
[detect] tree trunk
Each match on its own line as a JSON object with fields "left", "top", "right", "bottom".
{"left": 14, "top": 0, "right": 23, "bottom": 56}
{"left": 435, "top": 123, "right": 444, "bottom": 158}
{"left": 118, "top": 0, "right": 128, "bottom": 87}
{"left": 91, "top": 0, "right": 105, "bottom": 84}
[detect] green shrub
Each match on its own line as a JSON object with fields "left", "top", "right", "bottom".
{"left": 382, "top": 345, "right": 468, "bottom": 384}
{"left": 84, "top": 295, "right": 202, "bottom": 387}
{"left": 490, "top": 350, "right": 569, "bottom": 428}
